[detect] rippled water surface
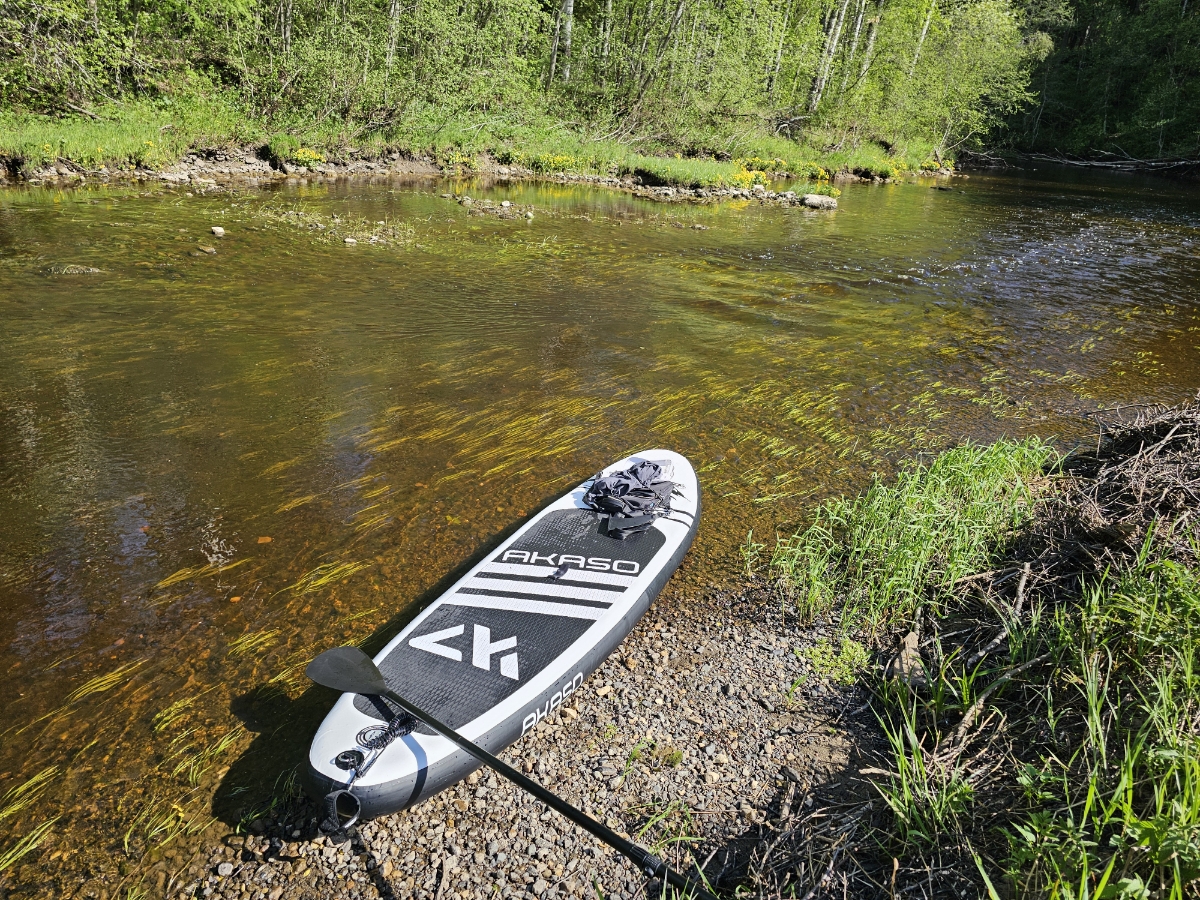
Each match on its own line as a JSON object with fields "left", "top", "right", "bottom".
{"left": 1, "top": 167, "right": 1199, "bottom": 895}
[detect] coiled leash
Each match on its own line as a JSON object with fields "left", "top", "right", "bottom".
{"left": 321, "top": 707, "right": 417, "bottom": 834}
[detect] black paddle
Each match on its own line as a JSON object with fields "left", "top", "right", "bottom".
{"left": 306, "top": 646, "right": 717, "bottom": 900}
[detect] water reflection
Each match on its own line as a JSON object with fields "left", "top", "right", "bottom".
{"left": 0, "top": 166, "right": 1198, "bottom": 895}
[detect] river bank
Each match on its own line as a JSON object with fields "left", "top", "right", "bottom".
{"left": 151, "top": 400, "right": 1200, "bottom": 900}
{"left": 0, "top": 148, "right": 852, "bottom": 210}
{"left": 0, "top": 104, "right": 952, "bottom": 195}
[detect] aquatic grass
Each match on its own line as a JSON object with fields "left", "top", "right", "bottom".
{"left": 0, "top": 766, "right": 58, "bottom": 826}
{"left": 770, "top": 438, "right": 1057, "bottom": 629}
{"left": 152, "top": 688, "right": 215, "bottom": 734}
{"left": 171, "top": 728, "right": 243, "bottom": 786}
{"left": 122, "top": 793, "right": 212, "bottom": 856}
{"left": 154, "top": 559, "right": 248, "bottom": 590}
{"left": 249, "top": 202, "right": 416, "bottom": 248}
{"left": 154, "top": 566, "right": 210, "bottom": 590}
{"left": 280, "top": 560, "right": 371, "bottom": 594}
{"left": 235, "top": 766, "right": 304, "bottom": 832}
{"left": 67, "top": 659, "right": 146, "bottom": 703}
{"left": 227, "top": 629, "right": 280, "bottom": 657}
{"left": 0, "top": 817, "right": 59, "bottom": 872}
{"left": 276, "top": 493, "right": 319, "bottom": 512}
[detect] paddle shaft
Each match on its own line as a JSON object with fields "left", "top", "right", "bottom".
{"left": 377, "top": 688, "right": 717, "bottom": 900}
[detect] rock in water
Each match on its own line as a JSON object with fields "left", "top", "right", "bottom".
{"left": 211, "top": 226, "right": 225, "bottom": 237}
{"left": 344, "top": 237, "right": 357, "bottom": 245}
{"left": 46, "top": 264, "right": 101, "bottom": 275}
{"left": 802, "top": 194, "right": 838, "bottom": 210}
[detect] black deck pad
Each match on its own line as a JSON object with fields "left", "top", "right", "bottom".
{"left": 354, "top": 509, "right": 665, "bottom": 730}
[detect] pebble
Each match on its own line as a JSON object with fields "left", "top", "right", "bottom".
{"left": 211, "top": 226, "right": 225, "bottom": 237}
{"left": 344, "top": 237, "right": 357, "bottom": 245}
{"left": 198, "top": 245, "right": 217, "bottom": 254}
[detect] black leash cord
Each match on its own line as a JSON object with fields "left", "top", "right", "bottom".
{"left": 357, "top": 710, "right": 416, "bottom": 750}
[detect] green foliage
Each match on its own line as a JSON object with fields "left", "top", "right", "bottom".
{"left": 0, "top": 0, "right": 1048, "bottom": 171}
{"left": 805, "top": 637, "right": 870, "bottom": 684}
{"left": 800, "top": 435, "right": 1200, "bottom": 896}
{"left": 771, "top": 439, "right": 1056, "bottom": 629}
{"left": 1004, "top": 559, "right": 1200, "bottom": 897}
{"left": 875, "top": 698, "right": 976, "bottom": 846}
{"left": 1014, "top": 0, "right": 1200, "bottom": 159}
{"left": 0, "top": 92, "right": 256, "bottom": 169}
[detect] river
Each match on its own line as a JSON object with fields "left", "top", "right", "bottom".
{"left": 1, "top": 166, "right": 1198, "bottom": 897}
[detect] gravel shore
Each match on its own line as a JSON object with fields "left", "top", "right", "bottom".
{"left": 176, "top": 591, "right": 868, "bottom": 900}
{"left": 2, "top": 149, "right": 840, "bottom": 209}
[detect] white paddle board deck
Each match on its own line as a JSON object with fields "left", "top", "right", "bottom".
{"left": 305, "top": 449, "right": 700, "bottom": 819}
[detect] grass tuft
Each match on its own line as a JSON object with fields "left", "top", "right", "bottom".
{"left": 770, "top": 438, "right": 1057, "bottom": 629}
{"left": 67, "top": 660, "right": 146, "bottom": 703}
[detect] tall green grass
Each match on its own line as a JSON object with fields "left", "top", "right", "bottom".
{"left": 0, "top": 95, "right": 257, "bottom": 170}
{"left": 1005, "top": 554, "right": 1200, "bottom": 898}
{"left": 771, "top": 438, "right": 1200, "bottom": 897}
{"left": 770, "top": 439, "right": 1057, "bottom": 629}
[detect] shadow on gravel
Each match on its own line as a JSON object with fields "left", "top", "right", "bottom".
{"left": 691, "top": 688, "right": 885, "bottom": 898}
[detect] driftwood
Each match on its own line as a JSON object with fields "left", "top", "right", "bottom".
{"left": 1028, "top": 151, "right": 1200, "bottom": 173}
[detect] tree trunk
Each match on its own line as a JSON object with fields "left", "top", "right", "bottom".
{"left": 808, "top": 0, "right": 851, "bottom": 111}
{"left": 386, "top": 0, "right": 400, "bottom": 71}
{"left": 768, "top": 0, "right": 793, "bottom": 97}
{"left": 636, "top": 0, "right": 687, "bottom": 102}
{"left": 908, "top": 0, "right": 935, "bottom": 79}
{"left": 859, "top": 10, "right": 879, "bottom": 78}
{"left": 838, "top": 0, "right": 866, "bottom": 94}
{"left": 280, "top": 0, "right": 294, "bottom": 56}
{"left": 560, "top": 0, "right": 575, "bottom": 82}
{"left": 637, "top": 0, "right": 657, "bottom": 70}
{"left": 548, "top": 7, "right": 562, "bottom": 82}
{"left": 601, "top": 0, "right": 613, "bottom": 74}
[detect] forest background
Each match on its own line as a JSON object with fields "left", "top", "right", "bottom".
{"left": 0, "top": 0, "right": 1197, "bottom": 177}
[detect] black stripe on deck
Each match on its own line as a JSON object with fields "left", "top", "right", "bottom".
{"left": 475, "top": 571, "right": 628, "bottom": 592}
{"left": 456, "top": 587, "right": 614, "bottom": 608}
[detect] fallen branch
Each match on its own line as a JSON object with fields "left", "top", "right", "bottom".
{"left": 949, "top": 652, "right": 1051, "bottom": 748}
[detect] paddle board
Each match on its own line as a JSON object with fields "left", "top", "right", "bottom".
{"left": 305, "top": 449, "right": 700, "bottom": 820}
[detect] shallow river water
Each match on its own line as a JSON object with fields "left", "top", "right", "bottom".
{"left": 1, "top": 166, "right": 1199, "bottom": 896}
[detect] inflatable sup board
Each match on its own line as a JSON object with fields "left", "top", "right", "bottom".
{"left": 305, "top": 449, "right": 700, "bottom": 820}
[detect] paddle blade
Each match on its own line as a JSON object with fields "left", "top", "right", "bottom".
{"left": 306, "top": 646, "right": 389, "bottom": 696}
